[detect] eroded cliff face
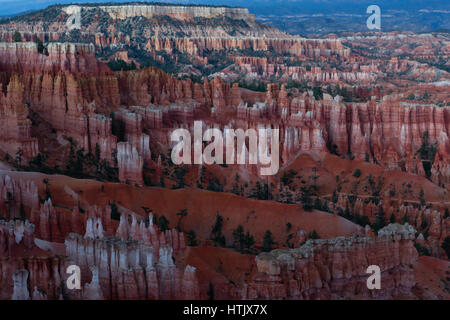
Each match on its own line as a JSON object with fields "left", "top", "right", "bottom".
{"left": 245, "top": 224, "right": 418, "bottom": 300}
{"left": 0, "top": 74, "right": 38, "bottom": 161}
{"left": 0, "top": 43, "right": 450, "bottom": 185}
{"left": 0, "top": 41, "right": 448, "bottom": 187}
{"left": 0, "top": 32, "right": 448, "bottom": 300}
{"left": 0, "top": 42, "right": 119, "bottom": 162}
{"left": 114, "top": 67, "right": 449, "bottom": 186}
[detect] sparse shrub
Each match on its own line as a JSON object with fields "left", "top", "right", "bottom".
{"left": 186, "top": 230, "right": 198, "bottom": 246}
{"left": 308, "top": 230, "right": 320, "bottom": 240}
{"left": 414, "top": 243, "right": 430, "bottom": 256}
{"left": 353, "top": 169, "right": 362, "bottom": 178}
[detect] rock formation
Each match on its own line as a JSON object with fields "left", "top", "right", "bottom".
{"left": 0, "top": 3, "right": 448, "bottom": 302}
{"left": 65, "top": 214, "right": 198, "bottom": 300}
{"left": 0, "top": 74, "right": 38, "bottom": 161}
{"left": 245, "top": 224, "right": 418, "bottom": 300}
{"left": 117, "top": 142, "right": 144, "bottom": 186}
{"left": 11, "top": 270, "right": 30, "bottom": 300}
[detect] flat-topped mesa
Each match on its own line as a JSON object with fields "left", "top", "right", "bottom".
{"left": 63, "top": 4, "right": 254, "bottom": 22}
{"left": 246, "top": 223, "right": 418, "bottom": 300}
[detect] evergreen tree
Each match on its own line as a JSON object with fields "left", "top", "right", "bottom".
{"left": 19, "top": 203, "right": 26, "bottom": 221}
{"left": 332, "top": 189, "right": 338, "bottom": 204}
{"left": 34, "top": 35, "right": 44, "bottom": 53}
{"left": 308, "top": 230, "right": 320, "bottom": 239}
{"left": 186, "top": 230, "right": 198, "bottom": 246}
{"left": 210, "top": 213, "right": 226, "bottom": 247}
{"left": 299, "top": 186, "right": 314, "bottom": 211}
{"left": 419, "top": 188, "right": 426, "bottom": 207}
{"left": 158, "top": 216, "right": 170, "bottom": 232}
{"left": 416, "top": 131, "right": 438, "bottom": 179}
{"left": 13, "top": 31, "right": 21, "bottom": 42}
{"left": 442, "top": 237, "right": 450, "bottom": 259}
{"left": 262, "top": 230, "right": 275, "bottom": 252}
{"left": 390, "top": 213, "right": 396, "bottom": 223}
{"left": 344, "top": 205, "right": 351, "bottom": 219}
{"left": 110, "top": 201, "right": 120, "bottom": 220}
{"left": 401, "top": 213, "right": 409, "bottom": 224}
{"left": 232, "top": 225, "right": 245, "bottom": 252}
{"left": 373, "top": 205, "right": 386, "bottom": 232}
{"left": 314, "top": 197, "right": 322, "bottom": 210}
{"left": 244, "top": 232, "right": 255, "bottom": 252}
{"left": 286, "top": 222, "right": 292, "bottom": 232}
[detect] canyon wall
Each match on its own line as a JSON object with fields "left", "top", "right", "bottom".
{"left": 0, "top": 42, "right": 119, "bottom": 162}
{"left": 144, "top": 37, "right": 350, "bottom": 59}
{"left": 0, "top": 42, "right": 447, "bottom": 186}
{"left": 0, "top": 74, "right": 38, "bottom": 161}
{"left": 115, "top": 68, "right": 449, "bottom": 186}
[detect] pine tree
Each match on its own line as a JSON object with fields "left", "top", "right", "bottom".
{"left": 244, "top": 232, "right": 255, "bottom": 252}
{"left": 13, "top": 31, "right": 21, "bottom": 42}
{"left": 390, "top": 213, "right": 396, "bottom": 223}
{"left": 442, "top": 237, "right": 450, "bottom": 259}
{"left": 419, "top": 188, "right": 426, "bottom": 207}
{"left": 34, "top": 35, "right": 44, "bottom": 53}
{"left": 110, "top": 201, "right": 120, "bottom": 220}
{"left": 308, "top": 230, "right": 320, "bottom": 239}
{"left": 232, "top": 225, "right": 245, "bottom": 252}
{"left": 300, "top": 186, "right": 313, "bottom": 211}
{"left": 314, "top": 197, "right": 322, "bottom": 210}
{"left": 401, "top": 213, "right": 409, "bottom": 224}
{"left": 210, "top": 213, "right": 226, "bottom": 247}
{"left": 332, "top": 189, "right": 338, "bottom": 204}
{"left": 186, "top": 230, "right": 198, "bottom": 246}
{"left": 373, "top": 205, "right": 386, "bottom": 232}
{"left": 158, "top": 216, "right": 170, "bottom": 232}
{"left": 262, "top": 230, "right": 275, "bottom": 252}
